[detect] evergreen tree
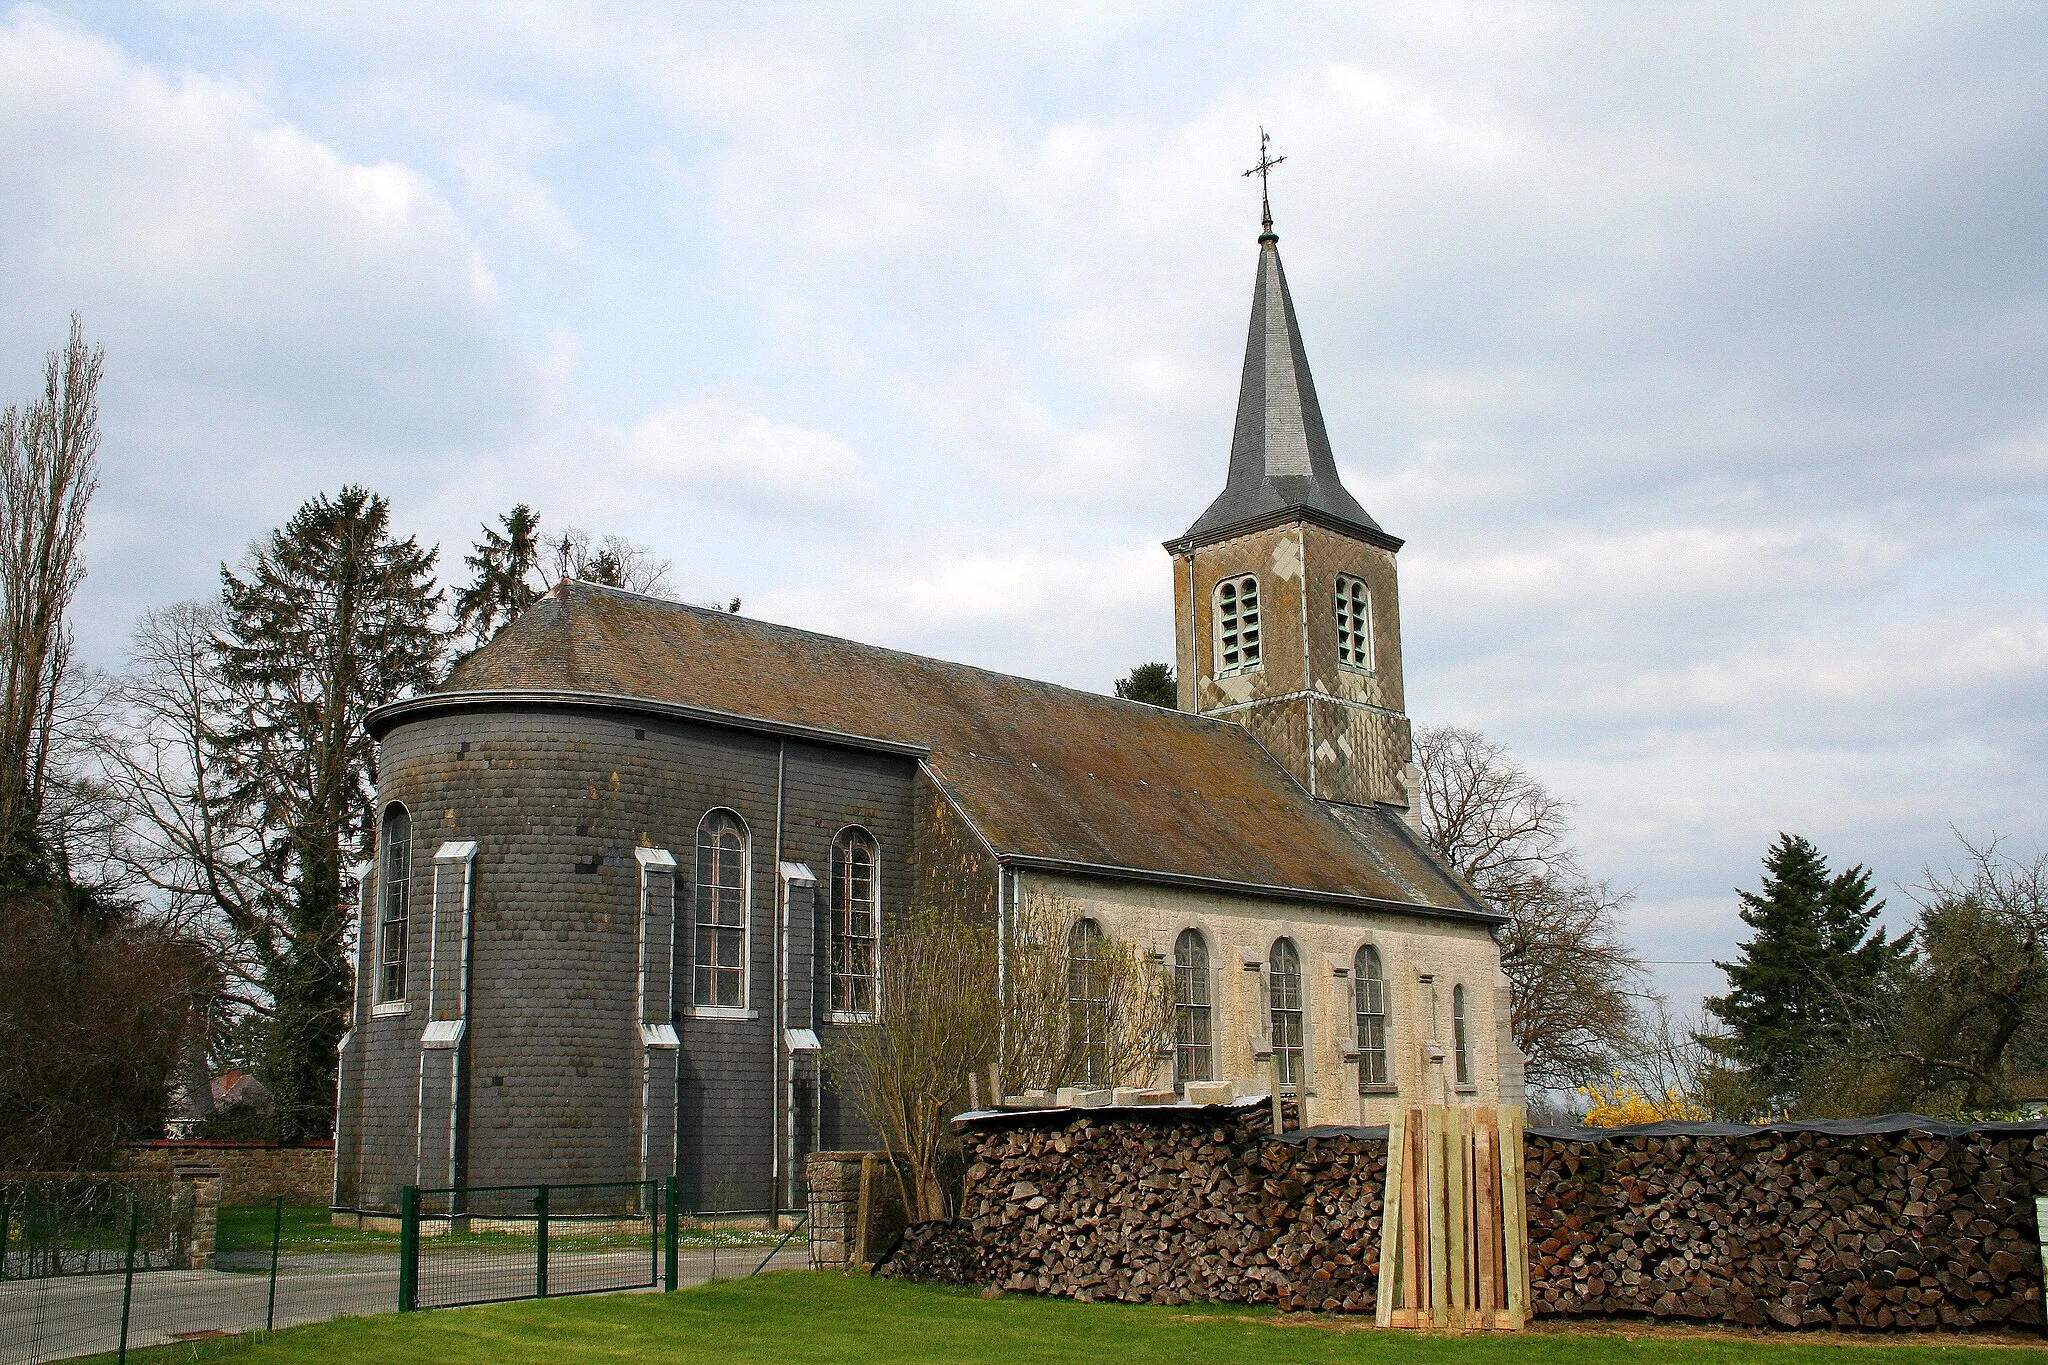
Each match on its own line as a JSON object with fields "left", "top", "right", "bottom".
{"left": 1113, "top": 662, "right": 1177, "bottom": 708}
{"left": 215, "top": 488, "right": 443, "bottom": 1140}
{"left": 452, "top": 504, "right": 544, "bottom": 649}
{"left": 1706, "top": 833, "right": 1904, "bottom": 1107}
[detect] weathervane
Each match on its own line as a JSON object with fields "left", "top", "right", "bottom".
{"left": 1243, "top": 126, "right": 1286, "bottom": 240}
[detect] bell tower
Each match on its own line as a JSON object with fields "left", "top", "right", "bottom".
{"left": 1166, "top": 173, "right": 1413, "bottom": 811}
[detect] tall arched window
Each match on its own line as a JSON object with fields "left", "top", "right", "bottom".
{"left": 1067, "top": 918, "right": 1107, "bottom": 1085}
{"left": 694, "top": 810, "right": 749, "bottom": 1008}
{"left": 1355, "top": 945, "right": 1390, "bottom": 1090}
{"left": 1268, "top": 937, "right": 1304, "bottom": 1091}
{"left": 376, "top": 803, "right": 411, "bottom": 1004}
{"left": 1172, "top": 929, "right": 1212, "bottom": 1087}
{"left": 1452, "top": 983, "right": 1472, "bottom": 1087}
{"left": 1335, "top": 574, "right": 1373, "bottom": 671}
{"left": 829, "top": 827, "right": 879, "bottom": 1019}
{"left": 1214, "top": 575, "right": 1262, "bottom": 675}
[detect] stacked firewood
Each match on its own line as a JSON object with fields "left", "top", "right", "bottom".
{"left": 1526, "top": 1127, "right": 2048, "bottom": 1330}
{"left": 882, "top": 1102, "right": 1391, "bottom": 1313}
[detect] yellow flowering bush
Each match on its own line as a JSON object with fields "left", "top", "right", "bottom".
{"left": 1576, "top": 1080, "right": 1707, "bottom": 1127}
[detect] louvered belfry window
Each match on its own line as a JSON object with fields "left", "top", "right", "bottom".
{"left": 1335, "top": 573, "right": 1373, "bottom": 670}
{"left": 1172, "top": 928, "right": 1213, "bottom": 1087}
{"left": 1355, "top": 944, "right": 1390, "bottom": 1090}
{"left": 1269, "top": 937, "right": 1305, "bottom": 1090}
{"left": 694, "top": 810, "right": 748, "bottom": 1008}
{"left": 830, "top": 828, "right": 879, "bottom": 1018}
{"left": 1215, "top": 575, "right": 1262, "bottom": 675}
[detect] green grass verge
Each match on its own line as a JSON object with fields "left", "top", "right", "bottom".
{"left": 214, "top": 1206, "right": 393, "bottom": 1258}
{"left": 87, "top": 1272, "right": 2046, "bottom": 1365}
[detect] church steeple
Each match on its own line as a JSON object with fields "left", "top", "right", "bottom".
{"left": 1171, "top": 178, "right": 1393, "bottom": 554}
{"left": 1166, "top": 144, "right": 1416, "bottom": 813}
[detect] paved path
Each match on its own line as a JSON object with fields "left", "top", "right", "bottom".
{"left": 0, "top": 1247, "right": 809, "bottom": 1364}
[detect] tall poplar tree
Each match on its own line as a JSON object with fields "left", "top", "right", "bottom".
{"left": 215, "top": 488, "right": 443, "bottom": 1140}
{"left": 1706, "top": 833, "right": 1905, "bottom": 1107}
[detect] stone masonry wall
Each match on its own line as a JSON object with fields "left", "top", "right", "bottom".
{"left": 116, "top": 1141, "right": 335, "bottom": 1207}
{"left": 883, "top": 1109, "right": 2048, "bottom": 1332}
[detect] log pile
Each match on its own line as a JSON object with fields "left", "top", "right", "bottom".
{"left": 1526, "top": 1126, "right": 2048, "bottom": 1330}
{"left": 882, "top": 1108, "right": 2047, "bottom": 1332}
{"left": 882, "top": 1100, "right": 1392, "bottom": 1313}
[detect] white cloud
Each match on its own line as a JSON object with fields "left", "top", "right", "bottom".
{"left": 623, "top": 399, "right": 867, "bottom": 514}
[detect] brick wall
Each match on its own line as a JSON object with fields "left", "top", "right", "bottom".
{"left": 115, "top": 1141, "right": 334, "bottom": 1207}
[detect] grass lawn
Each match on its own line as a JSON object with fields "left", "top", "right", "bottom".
{"left": 214, "top": 1206, "right": 394, "bottom": 1259}
{"left": 211, "top": 1205, "right": 790, "bottom": 1263}
{"left": 90, "top": 1272, "right": 2046, "bottom": 1365}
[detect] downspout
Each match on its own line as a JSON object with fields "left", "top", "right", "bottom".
{"left": 770, "top": 740, "right": 786, "bottom": 1221}
{"left": 452, "top": 851, "right": 475, "bottom": 1193}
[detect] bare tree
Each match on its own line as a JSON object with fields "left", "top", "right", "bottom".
{"left": 550, "top": 528, "right": 674, "bottom": 598}
{"left": 825, "top": 891, "right": 1169, "bottom": 1221}
{"left": 1413, "top": 724, "right": 1650, "bottom": 1091}
{"left": 93, "top": 602, "right": 274, "bottom": 1021}
{"left": 0, "top": 317, "right": 102, "bottom": 862}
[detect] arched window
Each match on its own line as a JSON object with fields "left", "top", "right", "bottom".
{"left": 1067, "top": 918, "right": 1107, "bottom": 1085}
{"left": 1354, "top": 945, "right": 1390, "bottom": 1090}
{"left": 1452, "top": 983, "right": 1472, "bottom": 1087}
{"left": 1172, "top": 929, "right": 1212, "bottom": 1087}
{"left": 829, "top": 827, "right": 879, "bottom": 1019}
{"left": 1214, "top": 575, "right": 1262, "bottom": 675}
{"left": 1335, "top": 574, "right": 1373, "bottom": 671}
{"left": 376, "top": 803, "right": 411, "bottom": 1003}
{"left": 694, "top": 810, "right": 749, "bottom": 1008}
{"left": 1268, "top": 937, "right": 1304, "bottom": 1091}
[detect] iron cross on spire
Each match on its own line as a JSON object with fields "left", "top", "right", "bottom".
{"left": 1243, "top": 126, "right": 1286, "bottom": 239}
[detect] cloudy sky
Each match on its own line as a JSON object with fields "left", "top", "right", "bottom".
{"left": 4, "top": 2, "right": 2043, "bottom": 1013}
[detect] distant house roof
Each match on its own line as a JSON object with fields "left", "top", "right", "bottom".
{"left": 371, "top": 582, "right": 1494, "bottom": 923}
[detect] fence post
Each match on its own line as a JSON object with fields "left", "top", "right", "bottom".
{"left": 398, "top": 1186, "right": 419, "bottom": 1312}
{"left": 265, "top": 1194, "right": 285, "bottom": 1331}
{"left": 534, "top": 1184, "right": 550, "bottom": 1299}
{"left": 117, "top": 1194, "right": 141, "bottom": 1365}
{"left": 1, "top": 1199, "right": 10, "bottom": 1281}
{"left": 663, "top": 1177, "right": 679, "bottom": 1291}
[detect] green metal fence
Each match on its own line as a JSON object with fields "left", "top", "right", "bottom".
{"left": 397, "top": 1180, "right": 807, "bottom": 1312}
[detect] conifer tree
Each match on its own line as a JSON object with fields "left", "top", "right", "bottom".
{"left": 215, "top": 488, "right": 443, "bottom": 1140}
{"left": 453, "top": 504, "right": 545, "bottom": 650}
{"left": 1113, "top": 662, "right": 1177, "bottom": 708}
{"left": 1706, "top": 833, "right": 1904, "bottom": 1107}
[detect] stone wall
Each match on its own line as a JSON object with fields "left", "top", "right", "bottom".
{"left": 1023, "top": 869, "right": 1512, "bottom": 1126}
{"left": 805, "top": 1151, "right": 906, "bottom": 1271}
{"left": 882, "top": 1108, "right": 2048, "bottom": 1332}
{"left": 116, "top": 1141, "right": 334, "bottom": 1207}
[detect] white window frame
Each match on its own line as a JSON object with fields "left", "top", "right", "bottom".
{"left": 690, "top": 808, "right": 753, "bottom": 1018}
{"left": 1171, "top": 928, "right": 1213, "bottom": 1088}
{"left": 374, "top": 802, "right": 412, "bottom": 1009}
{"left": 1067, "top": 918, "right": 1108, "bottom": 1086}
{"left": 1268, "top": 936, "right": 1306, "bottom": 1093}
{"left": 1213, "top": 574, "right": 1262, "bottom": 676}
{"left": 1335, "top": 573, "right": 1374, "bottom": 673}
{"left": 826, "top": 826, "right": 881, "bottom": 1024}
{"left": 1354, "top": 943, "right": 1393, "bottom": 1092}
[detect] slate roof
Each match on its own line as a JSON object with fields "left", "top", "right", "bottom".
{"left": 1173, "top": 231, "right": 1395, "bottom": 552}
{"left": 380, "top": 582, "right": 1492, "bottom": 922}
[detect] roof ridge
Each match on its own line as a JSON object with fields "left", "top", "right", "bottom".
{"left": 549, "top": 579, "right": 1239, "bottom": 735}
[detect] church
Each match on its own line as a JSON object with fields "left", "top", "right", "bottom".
{"left": 332, "top": 199, "right": 1522, "bottom": 1217}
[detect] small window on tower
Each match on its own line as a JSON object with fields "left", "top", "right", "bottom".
{"left": 1335, "top": 574, "right": 1373, "bottom": 672}
{"left": 1214, "top": 575, "right": 1262, "bottom": 675}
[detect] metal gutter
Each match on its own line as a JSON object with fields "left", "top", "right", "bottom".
{"left": 993, "top": 851, "right": 1506, "bottom": 925}
{"left": 366, "top": 689, "right": 932, "bottom": 758}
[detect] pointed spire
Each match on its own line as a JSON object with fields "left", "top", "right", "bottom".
{"left": 1172, "top": 194, "right": 1391, "bottom": 552}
